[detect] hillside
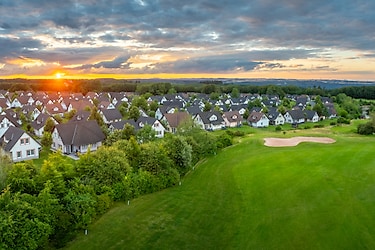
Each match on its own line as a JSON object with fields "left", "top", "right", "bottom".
{"left": 65, "top": 126, "right": 375, "bottom": 250}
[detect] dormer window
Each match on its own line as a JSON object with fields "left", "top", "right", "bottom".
{"left": 209, "top": 115, "right": 217, "bottom": 121}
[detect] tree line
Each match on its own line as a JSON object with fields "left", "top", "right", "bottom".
{"left": 2, "top": 79, "right": 375, "bottom": 100}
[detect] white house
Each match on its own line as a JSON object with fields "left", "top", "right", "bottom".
{"left": 0, "top": 115, "right": 16, "bottom": 137}
{"left": 0, "top": 127, "right": 41, "bottom": 162}
{"left": 136, "top": 117, "right": 165, "bottom": 138}
{"left": 247, "top": 111, "right": 269, "bottom": 128}
{"left": 194, "top": 111, "right": 225, "bottom": 131}
{"left": 51, "top": 120, "right": 105, "bottom": 154}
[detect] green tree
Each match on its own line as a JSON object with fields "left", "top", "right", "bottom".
{"left": 88, "top": 106, "right": 105, "bottom": 127}
{"left": 164, "top": 135, "right": 192, "bottom": 175}
{"left": 138, "top": 143, "right": 173, "bottom": 176}
{"left": 136, "top": 124, "right": 156, "bottom": 143}
{"left": 44, "top": 117, "right": 56, "bottom": 133}
{"left": 0, "top": 188, "right": 54, "bottom": 250}
{"left": 6, "top": 161, "right": 39, "bottom": 194}
{"left": 128, "top": 105, "right": 140, "bottom": 120}
{"left": 0, "top": 150, "right": 12, "bottom": 190}
{"left": 231, "top": 87, "right": 240, "bottom": 98}
{"left": 41, "top": 131, "right": 52, "bottom": 148}
{"left": 76, "top": 146, "right": 131, "bottom": 190}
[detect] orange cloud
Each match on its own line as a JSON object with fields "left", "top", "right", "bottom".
{"left": 7, "top": 56, "right": 46, "bottom": 67}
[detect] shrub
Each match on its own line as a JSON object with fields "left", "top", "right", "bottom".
{"left": 313, "top": 124, "right": 324, "bottom": 128}
{"left": 275, "top": 125, "right": 282, "bottom": 132}
{"left": 357, "top": 122, "right": 375, "bottom": 135}
{"left": 337, "top": 117, "right": 350, "bottom": 124}
{"left": 330, "top": 121, "right": 337, "bottom": 126}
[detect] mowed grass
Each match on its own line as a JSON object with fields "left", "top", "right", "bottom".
{"left": 65, "top": 130, "right": 375, "bottom": 250}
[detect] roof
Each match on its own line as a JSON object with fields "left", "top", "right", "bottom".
{"left": 286, "top": 109, "right": 305, "bottom": 120}
{"left": 223, "top": 111, "right": 242, "bottom": 122}
{"left": 197, "top": 111, "right": 224, "bottom": 125}
{"left": 111, "top": 119, "right": 138, "bottom": 130}
{"left": 55, "top": 120, "right": 106, "bottom": 146}
{"left": 1, "top": 127, "right": 40, "bottom": 151}
{"left": 69, "top": 110, "right": 90, "bottom": 122}
{"left": 247, "top": 111, "right": 267, "bottom": 123}
{"left": 31, "top": 113, "right": 52, "bottom": 130}
{"left": 163, "top": 112, "right": 190, "bottom": 128}
{"left": 101, "top": 109, "right": 122, "bottom": 121}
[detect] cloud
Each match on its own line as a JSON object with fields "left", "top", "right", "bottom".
{"left": 0, "top": 0, "right": 374, "bottom": 78}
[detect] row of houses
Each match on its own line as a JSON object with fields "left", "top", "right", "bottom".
{"left": 0, "top": 90, "right": 337, "bottom": 162}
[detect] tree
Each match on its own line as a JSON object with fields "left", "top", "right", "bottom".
{"left": 41, "top": 131, "right": 52, "bottom": 148}
{"left": 136, "top": 124, "right": 155, "bottom": 143}
{"left": 122, "top": 123, "right": 136, "bottom": 140}
{"left": 138, "top": 143, "right": 173, "bottom": 176}
{"left": 113, "top": 136, "right": 141, "bottom": 169}
{"left": 76, "top": 146, "right": 131, "bottom": 190}
{"left": 88, "top": 106, "right": 105, "bottom": 127}
{"left": 0, "top": 188, "right": 54, "bottom": 250}
{"left": 128, "top": 105, "right": 140, "bottom": 120}
{"left": 44, "top": 117, "right": 56, "bottom": 133}
{"left": 164, "top": 135, "right": 192, "bottom": 175}
{"left": 0, "top": 149, "right": 12, "bottom": 190}
{"left": 6, "top": 161, "right": 39, "bottom": 194}
{"left": 231, "top": 87, "right": 240, "bottom": 98}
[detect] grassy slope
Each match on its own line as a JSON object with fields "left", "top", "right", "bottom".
{"left": 65, "top": 124, "right": 375, "bottom": 250}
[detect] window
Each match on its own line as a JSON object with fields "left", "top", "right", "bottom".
{"left": 20, "top": 138, "right": 30, "bottom": 145}
{"left": 16, "top": 151, "right": 22, "bottom": 158}
{"left": 27, "top": 149, "right": 35, "bottom": 156}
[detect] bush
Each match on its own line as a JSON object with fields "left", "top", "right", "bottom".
{"left": 330, "top": 121, "right": 337, "bottom": 126}
{"left": 275, "top": 125, "right": 282, "bottom": 132}
{"left": 313, "top": 124, "right": 324, "bottom": 128}
{"left": 357, "top": 122, "right": 375, "bottom": 135}
{"left": 303, "top": 125, "right": 312, "bottom": 129}
{"left": 337, "top": 117, "right": 351, "bottom": 124}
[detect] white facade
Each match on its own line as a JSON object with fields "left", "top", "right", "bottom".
{"left": 0, "top": 117, "right": 14, "bottom": 137}
{"left": 8, "top": 133, "right": 40, "bottom": 162}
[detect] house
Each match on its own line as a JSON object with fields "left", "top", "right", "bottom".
{"left": 45, "top": 103, "right": 66, "bottom": 116}
{"left": 99, "top": 109, "right": 122, "bottom": 125}
{"left": 305, "top": 110, "right": 319, "bottom": 123}
{"left": 267, "top": 108, "right": 285, "bottom": 125}
{"left": 222, "top": 111, "right": 242, "bottom": 128}
{"left": 136, "top": 117, "right": 165, "bottom": 138}
{"left": 247, "top": 111, "right": 269, "bottom": 128}
{"left": 69, "top": 110, "right": 91, "bottom": 123}
{"left": 30, "top": 113, "right": 56, "bottom": 137}
{"left": 0, "top": 115, "right": 17, "bottom": 137}
{"left": 284, "top": 110, "right": 306, "bottom": 124}
{"left": 109, "top": 119, "right": 138, "bottom": 132}
{"left": 161, "top": 111, "right": 191, "bottom": 133}
{"left": 0, "top": 127, "right": 41, "bottom": 162}
{"left": 51, "top": 120, "right": 106, "bottom": 154}
{"left": 194, "top": 111, "right": 225, "bottom": 131}
{"left": 155, "top": 105, "right": 178, "bottom": 120}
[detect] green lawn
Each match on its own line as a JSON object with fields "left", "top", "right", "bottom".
{"left": 65, "top": 126, "right": 375, "bottom": 250}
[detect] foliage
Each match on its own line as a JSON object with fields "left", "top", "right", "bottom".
{"left": 136, "top": 124, "right": 156, "bottom": 143}
{"left": 164, "top": 135, "right": 192, "bottom": 175}
{"left": 41, "top": 131, "right": 52, "bottom": 148}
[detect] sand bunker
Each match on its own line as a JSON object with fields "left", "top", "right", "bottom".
{"left": 264, "top": 136, "right": 336, "bottom": 147}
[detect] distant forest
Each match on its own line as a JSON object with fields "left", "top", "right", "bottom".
{"left": 1, "top": 78, "right": 375, "bottom": 99}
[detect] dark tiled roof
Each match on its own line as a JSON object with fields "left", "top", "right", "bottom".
{"left": 55, "top": 120, "right": 105, "bottom": 146}
{"left": 101, "top": 109, "right": 122, "bottom": 121}
{"left": 1, "top": 127, "right": 39, "bottom": 151}
{"left": 197, "top": 111, "right": 224, "bottom": 125}
{"left": 111, "top": 119, "right": 138, "bottom": 130}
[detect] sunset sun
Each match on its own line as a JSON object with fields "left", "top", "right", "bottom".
{"left": 55, "top": 72, "right": 64, "bottom": 79}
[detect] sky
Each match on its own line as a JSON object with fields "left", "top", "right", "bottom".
{"left": 0, "top": 0, "right": 374, "bottom": 80}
